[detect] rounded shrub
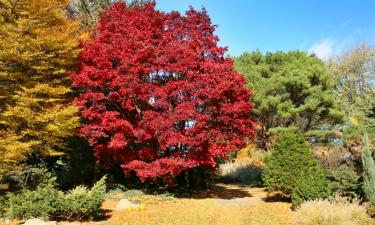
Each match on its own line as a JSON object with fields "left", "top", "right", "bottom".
{"left": 327, "top": 164, "right": 361, "bottom": 198}
{"left": 293, "top": 194, "right": 373, "bottom": 225}
{"left": 263, "top": 129, "right": 329, "bottom": 206}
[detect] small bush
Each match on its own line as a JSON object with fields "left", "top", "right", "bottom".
{"left": 0, "top": 195, "right": 8, "bottom": 217}
{"left": 263, "top": 130, "right": 329, "bottom": 206}
{"left": 293, "top": 194, "right": 373, "bottom": 225}
{"left": 217, "top": 162, "right": 262, "bottom": 186}
{"left": 61, "top": 176, "right": 106, "bottom": 220}
{"left": 328, "top": 164, "right": 361, "bottom": 198}
{"left": 6, "top": 185, "right": 62, "bottom": 220}
{"left": 4, "top": 176, "right": 106, "bottom": 220}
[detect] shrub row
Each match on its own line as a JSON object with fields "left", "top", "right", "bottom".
{"left": 3, "top": 176, "right": 106, "bottom": 221}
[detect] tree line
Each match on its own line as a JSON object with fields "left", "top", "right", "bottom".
{"left": 0, "top": 0, "right": 374, "bottom": 191}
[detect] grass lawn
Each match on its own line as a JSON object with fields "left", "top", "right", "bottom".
{"left": 104, "top": 184, "right": 293, "bottom": 225}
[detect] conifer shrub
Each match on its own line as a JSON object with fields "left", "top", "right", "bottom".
{"left": 263, "top": 129, "right": 329, "bottom": 206}
{"left": 5, "top": 185, "right": 62, "bottom": 220}
{"left": 328, "top": 164, "right": 361, "bottom": 198}
{"left": 60, "top": 176, "right": 106, "bottom": 220}
{"left": 0, "top": 195, "right": 8, "bottom": 218}
{"left": 362, "top": 132, "right": 375, "bottom": 204}
{"left": 4, "top": 176, "right": 106, "bottom": 220}
{"left": 362, "top": 132, "right": 375, "bottom": 218}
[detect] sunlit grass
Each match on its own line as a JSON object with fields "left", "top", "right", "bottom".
{"left": 105, "top": 185, "right": 293, "bottom": 225}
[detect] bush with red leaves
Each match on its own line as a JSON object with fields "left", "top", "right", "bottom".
{"left": 71, "top": 2, "right": 255, "bottom": 184}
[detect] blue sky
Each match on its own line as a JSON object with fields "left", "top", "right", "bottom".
{"left": 155, "top": 0, "right": 375, "bottom": 59}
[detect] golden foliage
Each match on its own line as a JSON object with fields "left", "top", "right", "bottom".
{"left": 236, "top": 143, "right": 269, "bottom": 167}
{"left": 0, "top": 0, "right": 81, "bottom": 170}
{"left": 327, "top": 44, "right": 375, "bottom": 119}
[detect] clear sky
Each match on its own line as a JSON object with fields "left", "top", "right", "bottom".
{"left": 155, "top": 0, "right": 375, "bottom": 59}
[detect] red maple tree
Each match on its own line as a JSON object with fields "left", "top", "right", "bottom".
{"left": 72, "top": 2, "right": 255, "bottom": 183}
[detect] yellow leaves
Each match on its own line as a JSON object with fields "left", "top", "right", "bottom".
{"left": 0, "top": 130, "right": 40, "bottom": 172}
{"left": 0, "top": 0, "right": 12, "bottom": 23}
{"left": 0, "top": 0, "right": 82, "bottom": 166}
{"left": 350, "top": 117, "right": 361, "bottom": 126}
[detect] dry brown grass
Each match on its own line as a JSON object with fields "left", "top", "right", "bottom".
{"left": 105, "top": 184, "right": 293, "bottom": 225}
{"left": 293, "top": 195, "right": 374, "bottom": 225}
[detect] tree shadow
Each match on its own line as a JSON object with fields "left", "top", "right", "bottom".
{"left": 155, "top": 183, "right": 253, "bottom": 200}
{"left": 262, "top": 192, "right": 290, "bottom": 203}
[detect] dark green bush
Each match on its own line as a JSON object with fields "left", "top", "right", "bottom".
{"left": 263, "top": 130, "right": 329, "bottom": 206}
{"left": 4, "top": 176, "right": 106, "bottom": 220}
{"left": 6, "top": 185, "right": 62, "bottom": 220}
{"left": 328, "top": 164, "right": 361, "bottom": 197}
{"left": 0, "top": 195, "right": 8, "bottom": 217}
{"left": 61, "top": 176, "right": 106, "bottom": 220}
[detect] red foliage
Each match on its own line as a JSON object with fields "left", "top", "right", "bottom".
{"left": 71, "top": 2, "right": 255, "bottom": 182}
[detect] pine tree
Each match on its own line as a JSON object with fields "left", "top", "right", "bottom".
{"left": 362, "top": 132, "right": 375, "bottom": 203}
{"left": 0, "top": 0, "right": 81, "bottom": 172}
{"left": 234, "top": 51, "right": 344, "bottom": 149}
{"left": 263, "top": 129, "right": 329, "bottom": 206}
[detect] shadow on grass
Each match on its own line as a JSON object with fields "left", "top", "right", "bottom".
{"left": 196, "top": 183, "right": 253, "bottom": 199}
{"left": 262, "top": 193, "right": 290, "bottom": 203}
{"left": 146, "top": 183, "right": 253, "bottom": 200}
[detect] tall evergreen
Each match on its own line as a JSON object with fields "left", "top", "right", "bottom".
{"left": 362, "top": 132, "right": 375, "bottom": 203}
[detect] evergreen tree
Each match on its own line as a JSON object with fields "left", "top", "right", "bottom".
{"left": 362, "top": 132, "right": 375, "bottom": 203}
{"left": 0, "top": 0, "right": 81, "bottom": 172}
{"left": 234, "top": 51, "right": 344, "bottom": 149}
{"left": 263, "top": 129, "right": 329, "bottom": 206}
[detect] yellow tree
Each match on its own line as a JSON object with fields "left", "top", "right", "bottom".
{"left": 328, "top": 44, "right": 375, "bottom": 121}
{"left": 0, "top": 0, "right": 81, "bottom": 172}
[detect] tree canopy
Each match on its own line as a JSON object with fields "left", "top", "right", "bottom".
{"left": 328, "top": 44, "right": 375, "bottom": 123}
{"left": 0, "top": 0, "right": 81, "bottom": 171}
{"left": 234, "top": 51, "right": 344, "bottom": 149}
{"left": 71, "top": 2, "right": 255, "bottom": 184}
